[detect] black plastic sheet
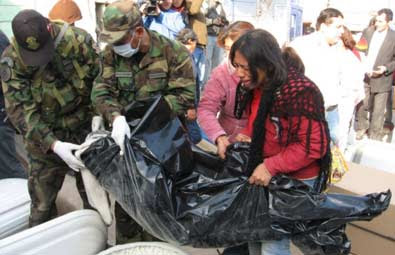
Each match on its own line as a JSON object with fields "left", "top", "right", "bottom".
{"left": 81, "top": 97, "right": 391, "bottom": 255}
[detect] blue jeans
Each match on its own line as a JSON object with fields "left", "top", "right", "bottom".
{"left": 192, "top": 46, "right": 206, "bottom": 93}
{"left": 204, "top": 35, "right": 224, "bottom": 85}
{"left": 186, "top": 119, "right": 202, "bottom": 144}
{"left": 248, "top": 178, "right": 316, "bottom": 255}
{"left": 326, "top": 106, "right": 340, "bottom": 146}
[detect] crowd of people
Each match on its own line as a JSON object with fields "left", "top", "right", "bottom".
{"left": 0, "top": 0, "right": 394, "bottom": 255}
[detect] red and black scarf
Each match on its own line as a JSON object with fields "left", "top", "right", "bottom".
{"left": 246, "top": 67, "right": 331, "bottom": 192}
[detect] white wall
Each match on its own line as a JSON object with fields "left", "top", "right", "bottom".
{"left": 0, "top": 0, "right": 98, "bottom": 39}
{"left": 223, "top": 0, "right": 299, "bottom": 47}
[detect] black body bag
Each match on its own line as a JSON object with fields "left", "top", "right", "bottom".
{"left": 81, "top": 96, "right": 391, "bottom": 255}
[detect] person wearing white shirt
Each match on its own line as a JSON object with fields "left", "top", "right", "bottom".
{"left": 336, "top": 27, "right": 365, "bottom": 152}
{"left": 290, "top": 8, "right": 345, "bottom": 145}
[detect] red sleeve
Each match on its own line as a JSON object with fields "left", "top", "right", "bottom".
{"left": 264, "top": 117, "right": 328, "bottom": 176}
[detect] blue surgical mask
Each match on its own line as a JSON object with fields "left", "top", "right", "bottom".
{"left": 113, "top": 33, "right": 141, "bottom": 58}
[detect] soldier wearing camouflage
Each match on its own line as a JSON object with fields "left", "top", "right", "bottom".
{"left": 0, "top": 10, "right": 100, "bottom": 226}
{"left": 92, "top": 0, "right": 195, "bottom": 244}
{"left": 92, "top": 0, "right": 195, "bottom": 123}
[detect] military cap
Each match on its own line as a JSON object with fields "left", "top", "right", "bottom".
{"left": 100, "top": 0, "right": 142, "bottom": 44}
{"left": 12, "top": 10, "right": 55, "bottom": 66}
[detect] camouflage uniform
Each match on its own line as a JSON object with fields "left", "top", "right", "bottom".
{"left": 1, "top": 22, "right": 100, "bottom": 226}
{"left": 92, "top": 1, "right": 195, "bottom": 243}
{"left": 92, "top": 30, "right": 196, "bottom": 121}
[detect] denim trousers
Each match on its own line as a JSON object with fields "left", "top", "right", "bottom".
{"left": 204, "top": 35, "right": 224, "bottom": 84}
{"left": 192, "top": 46, "right": 206, "bottom": 95}
{"left": 248, "top": 178, "right": 316, "bottom": 255}
{"left": 326, "top": 106, "right": 340, "bottom": 145}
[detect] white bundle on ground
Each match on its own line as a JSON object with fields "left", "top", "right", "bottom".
{"left": 98, "top": 242, "right": 188, "bottom": 255}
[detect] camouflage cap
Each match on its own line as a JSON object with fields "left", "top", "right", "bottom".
{"left": 100, "top": 0, "right": 142, "bottom": 44}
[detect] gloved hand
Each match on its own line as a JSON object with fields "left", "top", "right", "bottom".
{"left": 53, "top": 141, "right": 85, "bottom": 171}
{"left": 91, "top": 115, "right": 105, "bottom": 132}
{"left": 111, "top": 115, "right": 131, "bottom": 156}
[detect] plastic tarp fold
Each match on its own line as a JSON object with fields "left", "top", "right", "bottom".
{"left": 81, "top": 96, "right": 391, "bottom": 255}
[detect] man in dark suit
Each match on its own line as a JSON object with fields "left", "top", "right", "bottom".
{"left": 356, "top": 8, "right": 395, "bottom": 141}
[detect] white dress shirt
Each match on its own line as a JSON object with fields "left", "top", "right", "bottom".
{"left": 290, "top": 32, "right": 342, "bottom": 109}
{"left": 365, "top": 29, "right": 387, "bottom": 72}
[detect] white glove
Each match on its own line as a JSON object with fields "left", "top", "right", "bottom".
{"left": 53, "top": 141, "right": 85, "bottom": 171}
{"left": 91, "top": 115, "right": 105, "bottom": 132}
{"left": 111, "top": 115, "right": 131, "bottom": 156}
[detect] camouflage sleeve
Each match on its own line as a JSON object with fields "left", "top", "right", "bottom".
{"left": 82, "top": 32, "right": 101, "bottom": 87}
{"left": 164, "top": 41, "right": 196, "bottom": 115}
{"left": 2, "top": 33, "right": 100, "bottom": 154}
{"left": 1, "top": 48, "right": 27, "bottom": 134}
{"left": 1, "top": 49, "right": 58, "bottom": 153}
{"left": 91, "top": 45, "right": 123, "bottom": 123}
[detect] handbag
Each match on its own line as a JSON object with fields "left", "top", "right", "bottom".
{"left": 330, "top": 145, "right": 349, "bottom": 183}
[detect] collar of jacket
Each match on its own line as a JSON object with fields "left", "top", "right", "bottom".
{"left": 138, "top": 30, "right": 165, "bottom": 68}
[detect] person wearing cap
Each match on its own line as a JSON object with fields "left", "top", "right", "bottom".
{"left": 92, "top": 0, "right": 195, "bottom": 243}
{"left": 0, "top": 9, "right": 100, "bottom": 226}
{"left": 48, "top": 0, "right": 82, "bottom": 25}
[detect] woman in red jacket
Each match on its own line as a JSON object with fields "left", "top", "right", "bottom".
{"left": 230, "top": 29, "right": 331, "bottom": 255}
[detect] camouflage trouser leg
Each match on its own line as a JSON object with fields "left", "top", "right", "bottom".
{"left": 115, "top": 202, "right": 159, "bottom": 244}
{"left": 27, "top": 142, "right": 92, "bottom": 227}
{"left": 27, "top": 151, "right": 69, "bottom": 227}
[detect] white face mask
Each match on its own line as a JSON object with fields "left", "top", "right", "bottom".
{"left": 113, "top": 32, "right": 141, "bottom": 58}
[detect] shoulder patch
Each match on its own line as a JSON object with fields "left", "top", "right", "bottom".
{"left": 148, "top": 72, "right": 167, "bottom": 79}
{"left": 0, "top": 65, "right": 11, "bottom": 82}
{"left": 0, "top": 57, "right": 14, "bottom": 68}
{"left": 115, "top": 71, "right": 133, "bottom": 78}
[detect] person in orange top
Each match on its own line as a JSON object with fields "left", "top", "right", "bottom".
{"left": 48, "top": 0, "right": 82, "bottom": 25}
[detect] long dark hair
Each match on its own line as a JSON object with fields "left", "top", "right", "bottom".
{"left": 230, "top": 29, "right": 288, "bottom": 90}
{"left": 282, "top": 46, "right": 305, "bottom": 74}
{"left": 230, "top": 29, "right": 288, "bottom": 176}
{"left": 230, "top": 29, "right": 331, "bottom": 192}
